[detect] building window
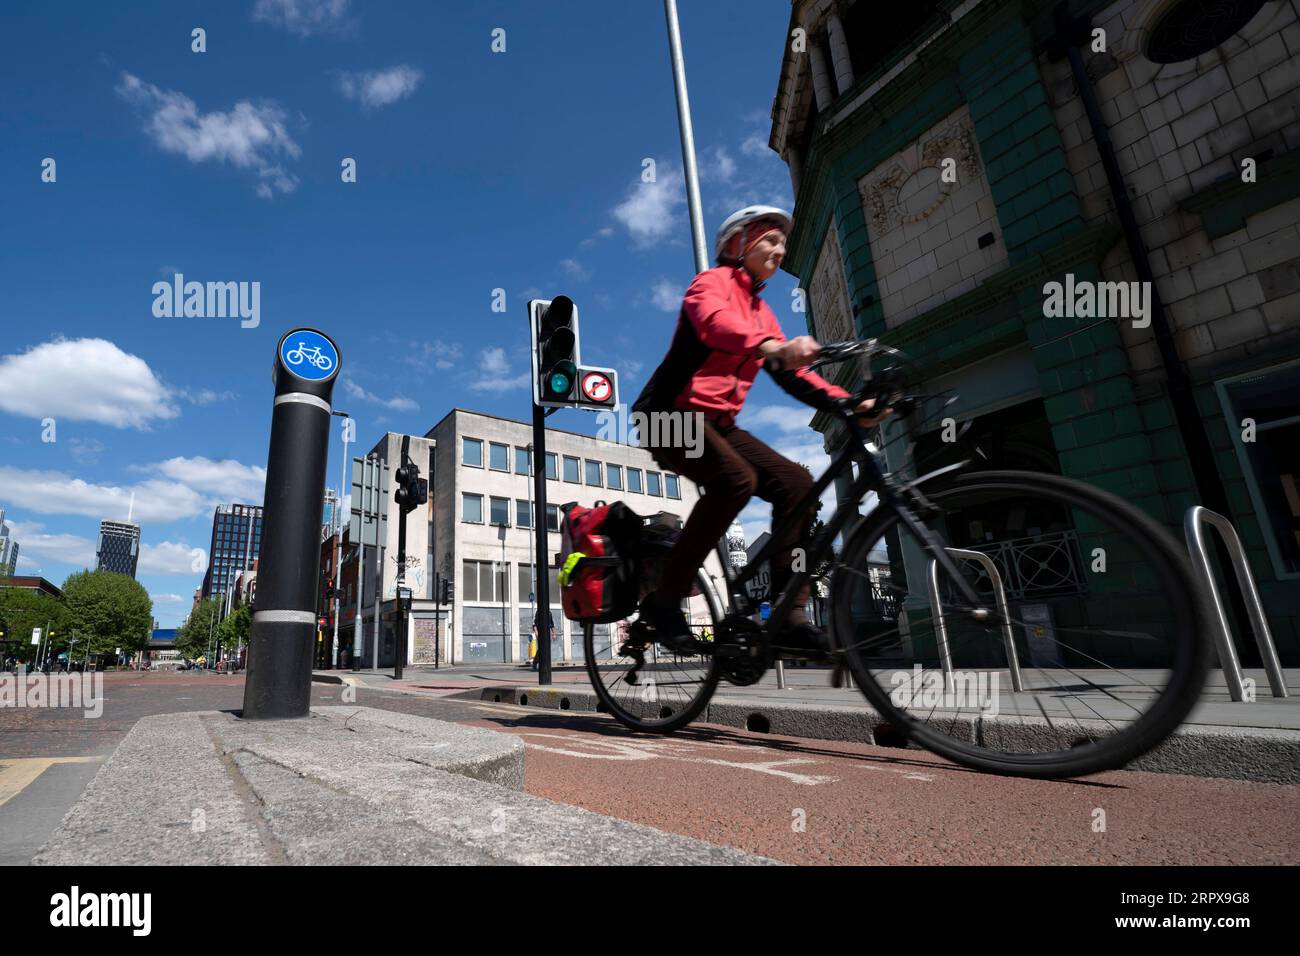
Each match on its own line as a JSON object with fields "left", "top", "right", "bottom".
{"left": 546, "top": 504, "right": 559, "bottom": 532}
{"left": 489, "top": 496, "right": 510, "bottom": 526}
{"left": 463, "top": 437, "right": 483, "bottom": 468}
{"left": 585, "top": 460, "right": 603, "bottom": 486}
{"left": 462, "top": 493, "right": 483, "bottom": 523}
{"left": 516, "top": 499, "right": 533, "bottom": 528}
{"left": 515, "top": 447, "right": 531, "bottom": 475}
{"left": 463, "top": 559, "right": 507, "bottom": 602}
{"left": 489, "top": 442, "right": 509, "bottom": 471}
{"left": 545, "top": 452, "right": 558, "bottom": 480}
{"left": 627, "top": 468, "right": 643, "bottom": 493}
{"left": 647, "top": 471, "right": 662, "bottom": 496}
{"left": 1146, "top": 0, "right": 1268, "bottom": 64}
{"left": 1218, "top": 361, "right": 1300, "bottom": 578}
{"left": 607, "top": 463, "right": 623, "bottom": 491}
{"left": 563, "top": 455, "right": 580, "bottom": 482}
{"left": 665, "top": 474, "right": 680, "bottom": 499}
{"left": 516, "top": 564, "right": 561, "bottom": 604}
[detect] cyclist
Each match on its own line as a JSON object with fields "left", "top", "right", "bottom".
{"left": 632, "top": 205, "right": 890, "bottom": 653}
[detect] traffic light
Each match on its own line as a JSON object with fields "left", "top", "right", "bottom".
{"left": 529, "top": 296, "right": 619, "bottom": 410}
{"left": 441, "top": 578, "right": 454, "bottom": 604}
{"left": 394, "top": 460, "right": 428, "bottom": 513}
{"left": 530, "top": 296, "right": 579, "bottom": 406}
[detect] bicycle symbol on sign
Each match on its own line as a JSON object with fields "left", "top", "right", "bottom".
{"left": 285, "top": 342, "right": 334, "bottom": 372}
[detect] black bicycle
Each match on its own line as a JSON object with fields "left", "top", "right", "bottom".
{"left": 582, "top": 339, "right": 1212, "bottom": 779}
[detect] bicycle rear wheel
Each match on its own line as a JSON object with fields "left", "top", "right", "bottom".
{"left": 831, "top": 469, "right": 1211, "bottom": 778}
{"left": 583, "top": 567, "right": 722, "bottom": 733}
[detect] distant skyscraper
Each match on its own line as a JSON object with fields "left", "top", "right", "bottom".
{"left": 202, "top": 504, "right": 263, "bottom": 602}
{"left": 0, "top": 509, "right": 19, "bottom": 577}
{"left": 96, "top": 520, "right": 141, "bottom": 577}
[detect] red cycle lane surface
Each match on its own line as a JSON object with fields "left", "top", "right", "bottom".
{"left": 460, "top": 710, "right": 1300, "bottom": 866}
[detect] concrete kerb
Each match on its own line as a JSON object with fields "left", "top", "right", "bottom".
{"left": 464, "top": 685, "right": 1300, "bottom": 784}
{"left": 34, "top": 706, "right": 777, "bottom": 866}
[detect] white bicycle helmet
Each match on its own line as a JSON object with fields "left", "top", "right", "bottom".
{"left": 714, "top": 204, "right": 792, "bottom": 265}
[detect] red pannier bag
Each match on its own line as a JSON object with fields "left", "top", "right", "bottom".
{"left": 557, "top": 501, "right": 642, "bottom": 623}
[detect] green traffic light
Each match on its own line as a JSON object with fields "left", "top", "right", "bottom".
{"left": 546, "top": 360, "right": 576, "bottom": 397}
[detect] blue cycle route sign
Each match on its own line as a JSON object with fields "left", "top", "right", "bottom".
{"left": 278, "top": 329, "right": 339, "bottom": 382}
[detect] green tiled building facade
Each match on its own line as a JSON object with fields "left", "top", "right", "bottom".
{"left": 770, "top": 0, "right": 1300, "bottom": 663}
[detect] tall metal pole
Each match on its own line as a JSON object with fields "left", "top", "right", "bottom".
{"left": 531, "top": 404, "right": 553, "bottom": 685}
{"left": 372, "top": 453, "right": 383, "bottom": 671}
{"left": 664, "top": 0, "right": 710, "bottom": 274}
{"left": 242, "top": 328, "right": 340, "bottom": 719}
{"left": 353, "top": 454, "right": 368, "bottom": 670}
{"left": 330, "top": 411, "right": 350, "bottom": 668}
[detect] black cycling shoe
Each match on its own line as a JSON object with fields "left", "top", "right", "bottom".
{"left": 771, "top": 622, "right": 830, "bottom": 659}
{"left": 638, "top": 598, "right": 698, "bottom": 654}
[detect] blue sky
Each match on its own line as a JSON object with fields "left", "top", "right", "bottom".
{"left": 0, "top": 0, "right": 836, "bottom": 626}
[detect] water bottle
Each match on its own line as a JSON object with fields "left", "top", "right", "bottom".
{"left": 759, "top": 601, "right": 771, "bottom": 622}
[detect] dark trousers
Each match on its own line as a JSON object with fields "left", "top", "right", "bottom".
{"left": 648, "top": 419, "right": 816, "bottom": 610}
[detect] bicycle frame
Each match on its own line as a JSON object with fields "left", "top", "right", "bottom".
{"left": 708, "top": 409, "right": 988, "bottom": 640}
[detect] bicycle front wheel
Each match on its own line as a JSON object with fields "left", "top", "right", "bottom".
{"left": 583, "top": 568, "right": 722, "bottom": 733}
{"left": 831, "top": 469, "right": 1211, "bottom": 778}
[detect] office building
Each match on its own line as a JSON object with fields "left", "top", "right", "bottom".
{"left": 96, "top": 520, "right": 140, "bottom": 577}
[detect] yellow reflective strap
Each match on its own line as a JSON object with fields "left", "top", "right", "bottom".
{"left": 557, "top": 552, "right": 586, "bottom": 587}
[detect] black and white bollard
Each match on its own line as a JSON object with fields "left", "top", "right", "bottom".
{"left": 242, "top": 328, "right": 341, "bottom": 719}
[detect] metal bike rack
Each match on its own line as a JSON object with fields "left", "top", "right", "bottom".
{"left": 1184, "top": 506, "right": 1288, "bottom": 701}
{"left": 926, "top": 548, "right": 1024, "bottom": 693}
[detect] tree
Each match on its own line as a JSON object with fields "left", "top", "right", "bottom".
{"left": 62, "top": 570, "right": 152, "bottom": 660}
{"left": 0, "top": 587, "right": 70, "bottom": 664}
{"left": 216, "top": 604, "right": 251, "bottom": 653}
{"left": 177, "top": 598, "right": 221, "bottom": 660}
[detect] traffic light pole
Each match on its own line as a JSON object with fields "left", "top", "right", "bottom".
{"left": 531, "top": 403, "right": 552, "bottom": 685}
{"left": 395, "top": 435, "right": 410, "bottom": 681}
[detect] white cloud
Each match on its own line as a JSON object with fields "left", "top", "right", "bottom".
{"left": 147, "top": 457, "right": 266, "bottom": 504}
{"left": 336, "top": 65, "right": 423, "bottom": 109}
{"left": 6, "top": 521, "right": 95, "bottom": 570}
{"left": 620, "top": 358, "right": 644, "bottom": 383}
{"left": 0, "top": 338, "right": 177, "bottom": 429}
{"left": 739, "top": 403, "right": 814, "bottom": 434}
{"left": 252, "top": 0, "right": 353, "bottom": 37}
{"left": 341, "top": 377, "right": 419, "bottom": 411}
{"left": 150, "top": 593, "right": 185, "bottom": 605}
{"left": 701, "top": 146, "right": 737, "bottom": 182}
{"left": 650, "top": 278, "right": 682, "bottom": 312}
{"left": 468, "top": 347, "right": 530, "bottom": 393}
{"left": 116, "top": 72, "right": 300, "bottom": 198}
{"left": 740, "top": 133, "right": 769, "bottom": 158}
{"left": 611, "top": 162, "right": 685, "bottom": 245}
{"left": 178, "top": 388, "right": 238, "bottom": 405}
{"left": 68, "top": 438, "right": 106, "bottom": 466}
{"left": 0, "top": 467, "right": 208, "bottom": 523}
{"left": 139, "top": 541, "right": 203, "bottom": 576}
{"left": 560, "top": 258, "right": 590, "bottom": 281}
{"left": 402, "top": 340, "right": 463, "bottom": 371}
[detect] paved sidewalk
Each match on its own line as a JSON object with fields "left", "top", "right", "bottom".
{"left": 35, "top": 706, "right": 774, "bottom": 866}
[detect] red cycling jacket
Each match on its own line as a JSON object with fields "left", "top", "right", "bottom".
{"left": 633, "top": 265, "right": 852, "bottom": 428}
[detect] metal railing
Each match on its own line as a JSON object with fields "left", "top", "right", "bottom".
{"left": 1184, "top": 506, "right": 1288, "bottom": 701}
{"left": 926, "top": 548, "right": 1024, "bottom": 692}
